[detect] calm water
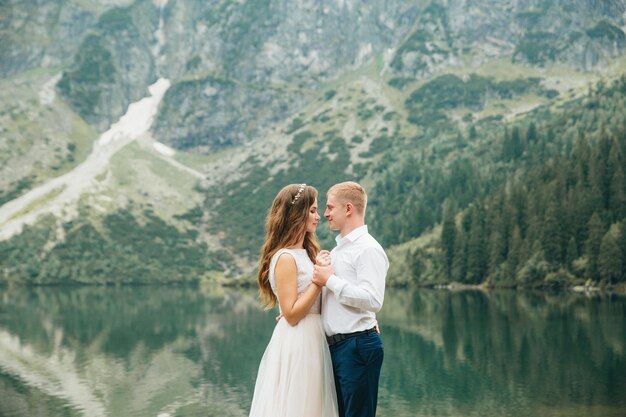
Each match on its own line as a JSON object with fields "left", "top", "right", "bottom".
{"left": 0, "top": 286, "right": 624, "bottom": 417}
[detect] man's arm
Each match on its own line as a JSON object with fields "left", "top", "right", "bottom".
{"left": 312, "top": 246, "right": 387, "bottom": 312}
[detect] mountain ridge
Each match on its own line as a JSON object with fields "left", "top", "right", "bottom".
{"left": 1, "top": 0, "right": 626, "bottom": 286}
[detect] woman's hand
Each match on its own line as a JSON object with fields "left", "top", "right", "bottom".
{"left": 316, "top": 250, "right": 332, "bottom": 266}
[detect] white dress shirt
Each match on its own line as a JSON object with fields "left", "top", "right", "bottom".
{"left": 322, "top": 225, "right": 388, "bottom": 336}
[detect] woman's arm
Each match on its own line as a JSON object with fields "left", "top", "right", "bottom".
{"left": 275, "top": 253, "right": 321, "bottom": 326}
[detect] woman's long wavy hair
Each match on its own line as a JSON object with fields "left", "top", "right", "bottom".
{"left": 258, "top": 184, "right": 320, "bottom": 309}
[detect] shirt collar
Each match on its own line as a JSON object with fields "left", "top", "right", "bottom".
{"left": 335, "top": 225, "right": 368, "bottom": 245}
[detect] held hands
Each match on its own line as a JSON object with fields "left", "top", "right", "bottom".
{"left": 312, "top": 250, "right": 333, "bottom": 287}
{"left": 315, "top": 250, "right": 332, "bottom": 266}
{"left": 312, "top": 264, "right": 333, "bottom": 287}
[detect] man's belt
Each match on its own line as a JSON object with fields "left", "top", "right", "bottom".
{"left": 326, "top": 327, "right": 377, "bottom": 346}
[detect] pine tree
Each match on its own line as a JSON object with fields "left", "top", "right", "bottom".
{"left": 488, "top": 197, "right": 507, "bottom": 276}
{"left": 577, "top": 183, "right": 602, "bottom": 244}
{"left": 511, "top": 126, "right": 523, "bottom": 159}
{"left": 598, "top": 226, "right": 622, "bottom": 284}
{"left": 620, "top": 219, "right": 626, "bottom": 282}
{"left": 451, "top": 229, "right": 467, "bottom": 282}
{"left": 593, "top": 134, "right": 613, "bottom": 210}
{"left": 466, "top": 205, "right": 487, "bottom": 284}
{"left": 542, "top": 199, "right": 563, "bottom": 264}
{"left": 441, "top": 202, "right": 457, "bottom": 279}
{"left": 501, "top": 127, "right": 512, "bottom": 161}
{"left": 469, "top": 125, "right": 477, "bottom": 140}
{"left": 565, "top": 237, "right": 578, "bottom": 271}
{"left": 609, "top": 166, "right": 626, "bottom": 222}
{"left": 509, "top": 188, "right": 528, "bottom": 238}
{"left": 516, "top": 240, "right": 548, "bottom": 286}
{"left": 488, "top": 226, "right": 506, "bottom": 275}
{"left": 527, "top": 122, "right": 538, "bottom": 143}
{"left": 585, "top": 213, "right": 604, "bottom": 280}
{"left": 503, "top": 220, "right": 523, "bottom": 281}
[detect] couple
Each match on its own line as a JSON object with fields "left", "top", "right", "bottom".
{"left": 249, "top": 181, "right": 388, "bottom": 417}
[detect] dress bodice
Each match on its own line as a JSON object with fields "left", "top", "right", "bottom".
{"left": 269, "top": 248, "right": 321, "bottom": 314}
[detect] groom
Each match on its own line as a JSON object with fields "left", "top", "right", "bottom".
{"left": 312, "top": 181, "right": 388, "bottom": 417}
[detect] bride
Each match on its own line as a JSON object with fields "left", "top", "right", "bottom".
{"left": 249, "top": 184, "right": 339, "bottom": 417}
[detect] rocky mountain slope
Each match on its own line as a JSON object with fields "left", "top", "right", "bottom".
{"left": 1, "top": 0, "right": 626, "bottom": 284}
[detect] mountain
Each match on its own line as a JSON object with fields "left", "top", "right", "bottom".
{"left": 1, "top": 0, "right": 626, "bottom": 286}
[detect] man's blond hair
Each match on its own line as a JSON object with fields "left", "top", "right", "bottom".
{"left": 328, "top": 181, "right": 367, "bottom": 215}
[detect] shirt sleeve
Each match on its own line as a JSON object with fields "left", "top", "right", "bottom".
{"left": 325, "top": 246, "right": 388, "bottom": 312}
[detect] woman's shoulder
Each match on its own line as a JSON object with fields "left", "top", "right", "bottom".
{"left": 274, "top": 251, "right": 297, "bottom": 274}
{"left": 272, "top": 247, "right": 296, "bottom": 258}
{"left": 272, "top": 248, "right": 309, "bottom": 268}
{"left": 271, "top": 248, "right": 297, "bottom": 267}
{"left": 273, "top": 248, "right": 296, "bottom": 261}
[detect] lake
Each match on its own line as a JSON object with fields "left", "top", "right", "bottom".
{"left": 0, "top": 286, "right": 624, "bottom": 417}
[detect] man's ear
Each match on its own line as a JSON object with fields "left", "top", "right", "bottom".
{"left": 345, "top": 202, "right": 354, "bottom": 216}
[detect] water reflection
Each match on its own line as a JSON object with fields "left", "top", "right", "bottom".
{"left": 0, "top": 286, "right": 271, "bottom": 417}
{"left": 0, "top": 287, "right": 624, "bottom": 417}
{"left": 377, "top": 289, "right": 626, "bottom": 417}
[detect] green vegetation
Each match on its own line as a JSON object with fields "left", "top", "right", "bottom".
{"left": 155, "top": 75, "right": 239, "bottom": 149}
{"left": 0, "top": 177, "right": 33, "bottom": 206}
{"left": 440, "top": 128, "right": 626, "bottom": 287}
{"left": 205, "top": 131, "right": 353, "bottom": 255}
{"left": 202, "top": 2, "right": 233, "bottom": 26}
{"left": 586, "top": 20, "right": 626, "bottom": 41}
{"left": 390, "top": 2, "right": 452, "bottom": 73}
{"left": 516, "top": 10, "right": 543, "bottom": 28}
{"left": 97, "top": 6, "right": 134, "bottom": 31}
{"left": 284, "top": 117, "right": 305, "bottom": 134}
{"left": 185, "top": 56, "right": 202, "bottom": 71}
{"left": 391, "top": 30, "right": 432, "bottom": 71}
{"left": 324, "top": 90, "right": 337, "bottom": 101}
{"left": 6, "top": 186, "right": 65, "bottom": 223}
{"left": 312, "top": 109, "right": 332, "bottom": 124}
{"left": 191, "top": 69, "right": 619, "bottom": 289}
{"left": 402, "top": 76, "right": 626, "bottom": 287}
{"left": 4, "top": 0, "right": 626, "bottom": 291}
{"left": 407, "top": 74, "right": 545, "bottom": 113}
{"left": 403, "top": 74, "right": 550, "bottom": 129}
{"left": 57, "top": 34, "right": 116, "bottom": 118}
{"left": 359, "top": 133, "right": 398, "bottom": 158}
{"left": 388, "top": 77, "right": 415, "bottom": 90}
{"left": 407, "top": 74, "right": 488, "bottom": 111}
{"left": 0, "top": 206, "right": 221, "bottom": 284}
{"left": 287, "top": 130, "right": 314, "bottom": 153}
{"left": 513, "top": 32, "right": 562, "bottom": 65}
{"left": 56, "top": 5, "right": 147, "bottom": 125}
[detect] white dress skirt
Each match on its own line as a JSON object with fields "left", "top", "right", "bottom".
{"left": 249, "top": 249, "right": 339, "bottom": 417}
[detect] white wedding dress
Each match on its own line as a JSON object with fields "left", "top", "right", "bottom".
{"left": 249, "top": 248, "right": 339, "bottom": 417}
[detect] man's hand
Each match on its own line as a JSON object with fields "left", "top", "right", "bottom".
{"left": 312, "top": 265, "right": 333, "bottom": 287}
{"left": 315, "top": 250, "right": 332, "bottom": 266}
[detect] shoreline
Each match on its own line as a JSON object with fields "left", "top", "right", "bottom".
{"left": 415, "top": 281, "right": 626, "bottom": 294}
{"left": 1, "top": 279, "right": 625, "bottom": 294}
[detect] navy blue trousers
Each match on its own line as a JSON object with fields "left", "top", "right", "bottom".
{"left": 329, "top": 332, "right": 384, "bottom": 417}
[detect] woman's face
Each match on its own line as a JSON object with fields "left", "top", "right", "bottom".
{"left": 306, "top": 198, "right": 321, "bottom": 233}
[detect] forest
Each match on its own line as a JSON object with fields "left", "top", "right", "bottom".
{"left": 396, "top": 76, "right": 626, "bottom": 287}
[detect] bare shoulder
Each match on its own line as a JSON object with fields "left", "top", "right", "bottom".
{"left": 275, "top": 252, "right": 297, "bottom": 279}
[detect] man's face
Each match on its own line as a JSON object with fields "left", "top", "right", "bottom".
{"left": 324, "top": 193, "right": 346, "bottom": 231}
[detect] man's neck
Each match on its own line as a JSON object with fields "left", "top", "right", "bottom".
{"left": 339, "top": 221, "right": 365, "bottom": 238}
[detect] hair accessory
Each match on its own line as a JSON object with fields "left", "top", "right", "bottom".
{"left": 291, "top": 184, "right": 306, "bottom": 205}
